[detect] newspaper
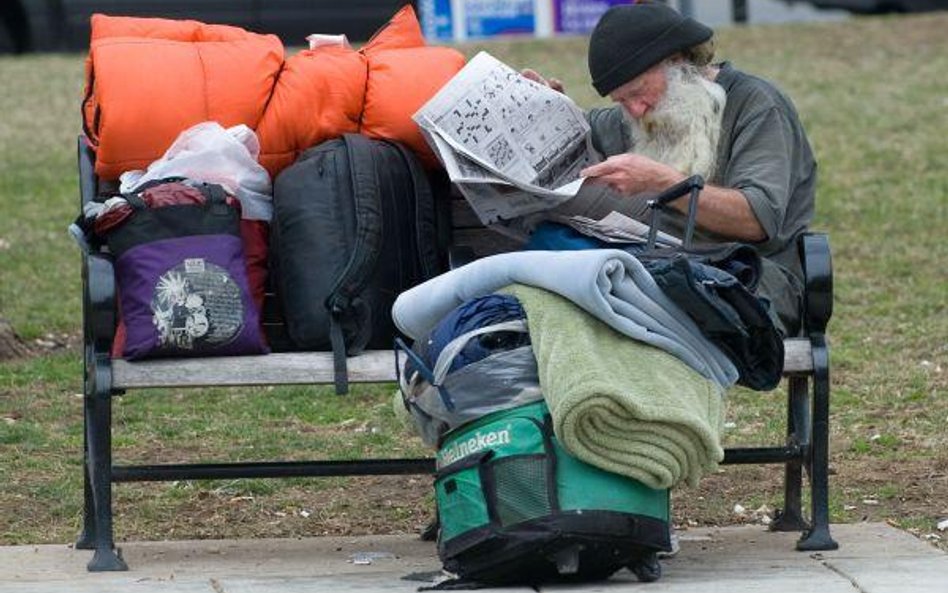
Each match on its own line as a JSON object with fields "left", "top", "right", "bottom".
{"left": 555, "top": 211, "right": 682, "bottom": 247}
{"left": 414, "top": 51, "right": 600, "bottom": 224}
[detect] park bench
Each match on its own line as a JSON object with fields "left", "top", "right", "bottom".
{"left": 75, "top": 137, "right": 839, "bottom": 571}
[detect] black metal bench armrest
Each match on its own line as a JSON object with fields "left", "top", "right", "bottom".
{"left": 799, "top": 232, "right": 833, "bottom": 335}
{"left": 79, "top": 136, "right": 97, "bottom": 208}
{"left": 83, "top": 252, "right": 116, "bottom": 356}
{"left": 78, "top": 135, "right": 116, "bottom": 355}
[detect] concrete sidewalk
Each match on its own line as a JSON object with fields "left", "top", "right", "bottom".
{"left": 2, "top": 523, "right": 946, "bottom": 592}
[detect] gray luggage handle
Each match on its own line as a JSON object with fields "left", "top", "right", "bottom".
{"left": 646, "top": 174, "right": 704, "bottom": 251}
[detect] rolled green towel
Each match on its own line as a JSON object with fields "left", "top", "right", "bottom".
{"left": 505, "top": 284, "right": 724, "bottom": 489}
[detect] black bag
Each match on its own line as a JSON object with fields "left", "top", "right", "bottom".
{"left": 270, "top": 134, "right": 446, "bottom": 392}
{"left": 633, "top": 175, "right": 784, "bottom": 390}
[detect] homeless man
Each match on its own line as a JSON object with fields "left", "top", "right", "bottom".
{"left": 523, "top": 1, "right": 817, "bottom": 338}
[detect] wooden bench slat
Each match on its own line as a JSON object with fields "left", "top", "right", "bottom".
{"left": 113, "top": 351, "right": 399, "bottom": 389}
{"left": 113, "top": 338, "right": 813, "bottom": 390}
{"left": 782, "top": 338, "right": 814, "bottom": 375}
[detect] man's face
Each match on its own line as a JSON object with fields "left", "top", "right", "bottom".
{"left": 616, "top": 61, "right": 727, "bottom": 180}
{"left": 608, "top": 63, "right": 668, "bottom": 120}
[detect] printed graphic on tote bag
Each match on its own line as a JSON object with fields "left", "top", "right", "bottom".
{"left": 151, "top": 258, "right": 245, "bottom": 350}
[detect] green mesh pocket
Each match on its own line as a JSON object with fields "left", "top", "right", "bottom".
{"left": 490, "top": 455, "right": 552, "bottom": 527}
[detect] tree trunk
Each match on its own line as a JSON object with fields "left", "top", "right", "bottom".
{"left": 0, "top": 317, "right": 30, "bottom": 361}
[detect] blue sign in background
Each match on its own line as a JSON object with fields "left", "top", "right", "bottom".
{"left": 466, "top": 0, "right": 536, "bottom": 37}
{"left": 419, "top": 0, "right": 455, "bottom": 41}
{"left": 554, "top": 0, "right": 632, "bottom": 34}
{"left": 421, "top": 0, "right": 628, "bottom": 41}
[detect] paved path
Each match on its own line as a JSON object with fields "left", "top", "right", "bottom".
{"left": 2, "top": 523, "right": 946, "bottom": 592}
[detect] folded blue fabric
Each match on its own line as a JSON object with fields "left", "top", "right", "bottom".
{"left": 525, "top": 221, "right": 606, "bottom": 251}
{"left": 392, "top": 249, "right": 738, "bottom": 387}
{"left": 413, "top": 294, "right": 529, "bottom": 375}
{"left": 643, "top": 256, "right": 784, "bottom": 391}
{"left": 525, "top": 224, "right": 779, "bottom": 389}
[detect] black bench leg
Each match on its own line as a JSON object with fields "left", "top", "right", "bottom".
{"left": 78, "top": 250, "right": 125, "bottom": 570}
{"left": 771, "top": 376, "right": 808, "bottom": 533}
{"left": 75, "top": 392, "right": 97, "bottom": 550}
{"left": 797, "top": 335, "right": 838, "bottom": 551}
{"left": 84, "top": 365, "right": 127, "bottom": 571}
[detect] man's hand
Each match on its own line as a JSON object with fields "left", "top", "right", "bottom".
{"left": 521, "top": 68, "right": 565, "bottom": 94}
{"left": 581, "top": 154, "right": 681, "bottom": 195}
{"left": 582, "top": 154, "right": 768, "bottom": 242}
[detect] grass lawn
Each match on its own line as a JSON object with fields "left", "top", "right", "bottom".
{"left": 0, "top": 13, "right": 946, "bottom": 549}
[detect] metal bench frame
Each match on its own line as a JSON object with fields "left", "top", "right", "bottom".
{"left": 75, "top": 138, "right": 838, "bottom": 571}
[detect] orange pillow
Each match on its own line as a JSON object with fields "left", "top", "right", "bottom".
{"left": 360, "top": 5, "right": 427, "bottom": 54}
{"left": 256, "top": 4, "right": 462, "bottom": 175}
{"left": 255, "top": 45, "right": 366, "bottom": 178}
{"left": 361, "top": 46, "right": 466, "bottom": 167}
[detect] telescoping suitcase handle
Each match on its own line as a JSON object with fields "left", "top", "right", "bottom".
{"left": 646, "top": 174, "right": 704, "bottom": 251}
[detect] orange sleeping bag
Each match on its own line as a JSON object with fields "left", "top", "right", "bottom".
{"left": 83, "top": 6, "right": 466, "bottom": 180}
{"left": 83, "top": 16, "right": 284, "bottom": 180}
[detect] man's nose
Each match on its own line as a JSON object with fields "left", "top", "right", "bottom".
{"left": 621, "top": 98, "right": 650, "bottom": 119}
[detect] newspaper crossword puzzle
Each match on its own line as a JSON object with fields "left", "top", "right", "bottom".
{"left": 414, "top": 51, "right": 597, "bottom": 222}
{"left": 438, "top": 67, "right": 586, "bottom": 177}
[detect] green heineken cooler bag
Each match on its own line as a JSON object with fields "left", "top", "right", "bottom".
{"left": 434, "top": 400, "right": 671, "bottom": 585}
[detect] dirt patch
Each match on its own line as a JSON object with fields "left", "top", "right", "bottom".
{"left": 3, "top": 438, "right": 944, "bottom": 553}
{"left": 29, "top": 331, "right": 82, "bottom": 354}
{"left": 671, "top": 457, "right": 948, "bottom": 552}
{"left": 110, "top": 476, "right": 435, "bottom": 543}
{"left": 0, "top": 327, "right": 80, "bottom": 361}
{"left": 0, "top": 318, "right": 31, "bottom": 361}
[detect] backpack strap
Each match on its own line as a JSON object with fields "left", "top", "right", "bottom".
{"left": 325, "top": 133, "right": 384, "bottom": 394}
{"left": 129, "top": 176, "right": 188, "bottom": 194}
{"left": 194, "top": 182, "right": 233, "bottom": 218}
{"left": 195, "top": 182, "right": 228, "bottom": 204}
{"left": 390, "top": 142, "right": 440, "bottom": 278}
{"left": 124, "top": 192, "right": 147, "bottom": 211}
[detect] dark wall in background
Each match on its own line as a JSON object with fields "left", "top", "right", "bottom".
{"left": 2, "top": 0, "right": 416, "bottom": 53}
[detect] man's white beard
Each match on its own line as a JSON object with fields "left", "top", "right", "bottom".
{"left": 624, "top": 63, "right": 727, "bottom": 180}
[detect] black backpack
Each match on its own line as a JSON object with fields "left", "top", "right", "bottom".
{"left": 270, "top": 134, "right": 447, "bottom": 393}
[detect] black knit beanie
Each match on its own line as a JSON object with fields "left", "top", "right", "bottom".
{"left": 588, "top": 1, "right": 713, "bottom": 97}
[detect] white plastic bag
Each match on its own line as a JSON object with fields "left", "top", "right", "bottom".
{"left": 120, "top": 122, "right": 273, "bottom": 221}
{"left": 305, "top": 33, "right": 351, "bottom": 50}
